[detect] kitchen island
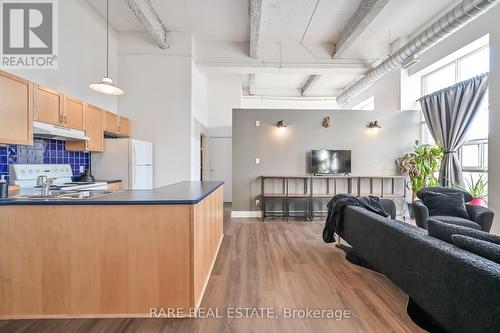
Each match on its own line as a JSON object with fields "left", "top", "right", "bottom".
{"left": 0, "top": 181, "right": 224, "bottom": 319}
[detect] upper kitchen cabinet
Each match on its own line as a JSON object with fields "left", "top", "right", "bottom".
{"left": 34, "top": 84, "right": 63, "bottom": 126}
{"left": 104, "top": 110, "right": 119, "bottom": 134}
{"left": 104, "top": 110, "right": 130, "bottom": 137}
{"left": 0, "top": 71, "right": 33, "bottom": 145}
{"left": 66, "top": 104, "right": 104, "bottom": 152}
{"left": 63, "top": 96, "right": 85, "bottom": 130}
{"left": 118, "top": 116, "right": 130, "bottom": 137}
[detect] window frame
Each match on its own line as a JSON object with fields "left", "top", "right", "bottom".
{"left": 458, "top": 139, "right": 488, "bottom": 173}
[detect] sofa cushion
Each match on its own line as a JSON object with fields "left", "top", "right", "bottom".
{"left": 421, "top": 191, "right": 470, "bottom": 219}
{"left": 452, "top": 235, "right": 500, "bottom": 264}
{"left": 431, "top": 215, "right": 481, "bottom": 230}
{"left": 427, "top": 219, "right": 500, "bottom": 244}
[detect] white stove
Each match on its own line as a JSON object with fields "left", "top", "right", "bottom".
{"left": 10, "top": 164, "right": 107, "bottom": 191}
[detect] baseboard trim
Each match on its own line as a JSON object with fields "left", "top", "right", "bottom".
{"left": 231, "top": 211, "right": 262, "bottom": 218}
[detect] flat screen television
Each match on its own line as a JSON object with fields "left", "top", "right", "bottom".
{"left": 311, "top": 150, "right": 351, "bottom": 175}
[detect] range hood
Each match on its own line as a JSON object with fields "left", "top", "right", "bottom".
{"left": 33, "top": 121, "right": 90, "bottom": 141}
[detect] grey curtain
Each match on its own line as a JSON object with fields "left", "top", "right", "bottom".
{"left": 418, "top": 73, "right": 489, "bottom": 187}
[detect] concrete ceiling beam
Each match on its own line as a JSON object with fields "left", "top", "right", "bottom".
{"left": 333, "top": 0, "right": 389, "bottom": 58}
{"left": 301, "top": 75, "right": 322, "bottom": 96}
{"left": 249, "top": 0, "right": 264, "bottom": 58}
{"left": 123, "top": 0, "right": 169, "bottom": 49}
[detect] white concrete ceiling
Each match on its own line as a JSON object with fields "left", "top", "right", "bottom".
{"left": 88, "top": 0, "right": 460, "bottom": 97}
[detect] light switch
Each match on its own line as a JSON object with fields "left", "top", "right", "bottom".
{"left": 255, "top": 120, "right": 260, "bottom": 127}
{"left": 255, "top": 158, "right": 260, "bottom": 165}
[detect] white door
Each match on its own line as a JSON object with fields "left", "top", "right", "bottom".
{"left": 130, "top": 140, "right": 153, "bottom": 166}
{"left": 131, "top": 165, "right": 153, "bottom": 189}
{"left": 207, "top": 137, "right": 232, "bottom": 202}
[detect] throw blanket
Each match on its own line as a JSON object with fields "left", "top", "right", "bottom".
{"left": 323, "top": 194, "right": 390, "bottom": 243}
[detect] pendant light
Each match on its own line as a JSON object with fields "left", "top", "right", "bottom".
{"left": 89, "top": 0, "right": 124, "bottom": 96}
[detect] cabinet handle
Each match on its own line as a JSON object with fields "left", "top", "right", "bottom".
{"left": 59, "top": 114, "right": 63, "bottom": 123}
{"left": 64, "top": 115, "right": 68, "bottom": 124}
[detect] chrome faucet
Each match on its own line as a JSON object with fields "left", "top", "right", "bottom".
{"left": 37, "top": 175, "right": 54, "bottom": 196}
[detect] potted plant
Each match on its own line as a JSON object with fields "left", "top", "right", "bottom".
{"left": 396, "top": 140, "right": 444, "bottom": 217}
{"left": 453, "top": 173, "right": 488, "bottom": 207}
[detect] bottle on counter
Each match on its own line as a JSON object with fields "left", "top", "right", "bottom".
{"left": 0, "top": 175, "right": 8, "bottom": 198}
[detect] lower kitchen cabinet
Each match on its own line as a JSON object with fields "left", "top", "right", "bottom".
{"left": 107, "top": 182, "right": 121, "bottom": 190}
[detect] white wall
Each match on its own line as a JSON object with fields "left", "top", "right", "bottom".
{"left": 6, "top": 0, "right": 118, "bottom": 112}
{"left": 191, "top": 61, "right": 208, "bottom": 181}
{"left": 117, "top": 32, "right": 193, "bottom": 187}
{"left": 205, "top": 74, "right": 242, "bottom": 137}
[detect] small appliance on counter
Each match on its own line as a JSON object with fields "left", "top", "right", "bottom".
{"left": 77, "top": 169, "right": 96, "bottom": 183}
{"left": 92, "top": 139, "right": 153, "bottom": 190}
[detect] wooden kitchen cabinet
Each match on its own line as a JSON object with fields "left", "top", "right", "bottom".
{"left": 0, "top": 71, "right": 33, "bottom": 145}
{"left": 66, "top": 104, "right": 104, "bottom": 152}
{"left": 63, "top": 97, "right": 85, "bottom": 130}
{"left": 104, "top": 110, "right": 119, "bottom": 134}
{"left": 118, "top": 116, "right": 130, "bottom": 137}
{"left": 104, "top": 111, "right": 130, "bottom": 137}
{"left": 34, "top": 84, "right": 64, "bottom": 126}
{"left": 107, "top": 182, "right": 121, "bottom": 190}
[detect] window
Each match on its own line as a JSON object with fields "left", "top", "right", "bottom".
{"left": 459, "top": 139, "right": 488, "bottom": 171}
{"left": 352, "top": 96, "right": 374, "bottom": 110}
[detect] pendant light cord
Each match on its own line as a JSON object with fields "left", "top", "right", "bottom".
{"left": 106, "top": 0, "right": 109, "bottom": 78}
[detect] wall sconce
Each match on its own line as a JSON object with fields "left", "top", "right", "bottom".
{"left": 367, "top": 120, "right": 382, "bottom": 129}
{"left": 322, "top": 117, "right": 331, "bottom": 128}
{"left": 275, "top": 120, "right": 287, "bottom": 128}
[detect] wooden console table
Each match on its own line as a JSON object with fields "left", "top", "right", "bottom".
{"left": 259, "top": 175, "right": 406, "bottom": 221}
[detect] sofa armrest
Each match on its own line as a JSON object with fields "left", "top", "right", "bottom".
{"left": 413, "top": 200, "right": 429, "bottom": 229}
{"left": 379, "top": 199, "right": 396, "bottom": 219}
{"left": 466, "top": 204, "right": 494, "bottom": 232}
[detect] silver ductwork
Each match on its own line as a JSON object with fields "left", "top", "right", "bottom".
{"left": 336, "top": 0, "right": 499, "bottom": 106}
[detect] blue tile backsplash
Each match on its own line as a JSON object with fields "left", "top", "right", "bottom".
{"left": 0, "top": 138, "right": 90, "bottom": 182}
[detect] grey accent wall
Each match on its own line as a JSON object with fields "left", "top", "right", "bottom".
{"left": 232, "top": 108, "right": 419, "bottom": 211}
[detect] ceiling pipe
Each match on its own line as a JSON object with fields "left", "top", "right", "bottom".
{"left": 336, "top": 0, "right": 499, "bottom": 106}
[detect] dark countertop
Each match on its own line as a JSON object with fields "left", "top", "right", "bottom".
{"left": 71, "top": 177, "right": 122, "bottom": 184}
{"left": 97, "top": 179, "right": 122, "bottom": 184}
{"left": 0, "top": 181, "right": 224, "bottom": 206}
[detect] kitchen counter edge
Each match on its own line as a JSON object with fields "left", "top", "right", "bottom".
{"left": 0, "top": 181, "right": 224, "bottom": 206}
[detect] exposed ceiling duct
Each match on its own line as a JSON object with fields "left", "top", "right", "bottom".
{"left": 336, "top": 0, "right": 499, "bottom": 106}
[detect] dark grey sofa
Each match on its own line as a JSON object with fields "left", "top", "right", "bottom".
{"left": 338, "top": 204, "right": 500, "bottom": 333}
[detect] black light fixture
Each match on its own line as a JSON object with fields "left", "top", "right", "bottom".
{"left": 275, "top": 120, "right": 287, "bottom": 128}
{"left": 367, "top": 120, "right": 382, "bottom": 129}
{"left": 89, "top": 0, "right": 125, "bottom": 96}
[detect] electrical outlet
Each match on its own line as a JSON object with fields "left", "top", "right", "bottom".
{"left": 255, "top": 120, "right": 260, "bottom": 127}
{"left": 79, "top": 166, "right": 85, "bottom": 173}
{"left": 255, "top": 158, "right": 260, "bottom": 164}
{"left": 256, "top": 199, "right": 260, "bottom": 206}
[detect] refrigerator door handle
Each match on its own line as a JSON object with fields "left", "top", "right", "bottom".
{"left": 133, "top": 168, "right": 137, "bottom": 188}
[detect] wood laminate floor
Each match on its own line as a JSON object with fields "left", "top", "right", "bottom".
{"left": 0, "top": 205, "right": 423, "bottom": 333}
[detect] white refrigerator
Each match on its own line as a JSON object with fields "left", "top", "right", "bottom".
{"left": 92, "top": 139, "right": 153, "bottom": 190}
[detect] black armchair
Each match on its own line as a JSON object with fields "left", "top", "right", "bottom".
{"left": 412, "top": 187, "right": 494, "bottom": 232}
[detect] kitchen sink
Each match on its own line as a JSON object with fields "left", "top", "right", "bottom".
{"left": 19, "top": 190, "right": 117, "bottom": 200}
